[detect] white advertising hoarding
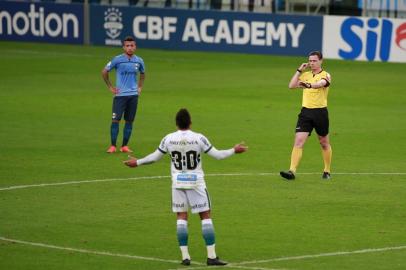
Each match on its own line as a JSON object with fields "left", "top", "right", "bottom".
{"left": 323, "top": 15, "right": 406, "bottom": 62}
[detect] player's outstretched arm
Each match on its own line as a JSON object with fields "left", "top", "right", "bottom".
{"left": 207, "top": 142, "right": 248, "bottom": 160}
{"left": 123, "top": 150, "right": 164, "bottom": 168}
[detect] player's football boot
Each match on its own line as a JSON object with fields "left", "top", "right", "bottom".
{"left": 280, "top": 170, "right": 295, "bottom": 180}
{"left": 207, "top": 257, "right": 227, "bottom": 266}
{"left": 322, "top": 172, "right": 331, "bottom": 180}
{"left": 181, "top": 259, "right": 191, "bottom": 266}
{"left": 120, "top": 146, "right": 133, "bottom": 153}
{"left": 106, "top": 145, "right": 117, "bottom": 153}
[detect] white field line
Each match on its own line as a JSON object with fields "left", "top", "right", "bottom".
{"left": 0, "top": 175, "right": 170, "bottom": 191}
{"left": 234, "top": 245, "right": 406, "bottom": 265}
{"left": 168, "top": 265, "right": 286, "bottom": 270}
{"left": 0, "top": 237, "right": 281, "bottom": 270}
{"left": 171, "top": 245, "right": 406, "bottom": 269}
{"left": 226, "top": 266, "right": 287, "bottom": 270}
{"left": 1, "top": 236, "right": 405, "bottom": 270}
{"left": 0, "top": 236, "right": 199, "bottom": 266}
{"left": 1, "top": 172, "right": 406, "bottom": 192}
{"left": 300, "top": 172, "right": 406, "bottom": 175}
{"left": 0, "top": 172, "right": 404, "bottom": 191}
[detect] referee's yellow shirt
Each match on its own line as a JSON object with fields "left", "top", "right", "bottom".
{"left": 299, "top": 70, "right": 331, "bottom": 109}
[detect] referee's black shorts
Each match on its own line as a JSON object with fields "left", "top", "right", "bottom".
{"left": 295, "top": 107, "right": 329, "bottom": 136}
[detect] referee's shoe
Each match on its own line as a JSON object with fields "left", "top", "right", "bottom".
{"left": 280, "top": 170, "right": 295, "bottom": 180}
{"left": 322, "top": 172, "right": 331, "bottom": 180}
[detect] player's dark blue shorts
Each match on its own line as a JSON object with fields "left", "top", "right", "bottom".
{"left": 112, "top": 95, "right": 138, "bottom": 122}
{"left": 295, "top": 107, "right": 329, "bottom": 136}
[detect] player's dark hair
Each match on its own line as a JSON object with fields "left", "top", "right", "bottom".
{"left": 176, "top": 108, "right": 191, "bottom": 129}
{"left": 308, "top": 51, "right": 323, "bottom": 60}
{"left": 123, "top": 36, "right": 136, "bottom": 43}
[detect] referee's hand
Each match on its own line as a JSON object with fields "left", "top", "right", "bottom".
{"left": 299, "top": 81, "right": 312, "bottom": 88}
{"left": 298, "top": 63, "right": 308, "bottom": 72}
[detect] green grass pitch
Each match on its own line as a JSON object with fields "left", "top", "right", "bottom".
{"left": 0, "top": 41, "right": 405, "bottom": 270}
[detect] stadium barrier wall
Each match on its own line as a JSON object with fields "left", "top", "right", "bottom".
{"left": 0, "top": 1, "right": 84, "bottom": 44}
{"left": 90, "top": 6, "right": 322, "bottom": 56}
{"left": 2, "top": 1, "right": 406, "bottom": 62}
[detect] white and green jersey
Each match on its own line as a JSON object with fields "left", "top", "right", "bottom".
{"left": 158, "top": 130, "right": 212, "bottom": 189}
{"left": 137, "top": 129, "right": 235, "bottom": 189}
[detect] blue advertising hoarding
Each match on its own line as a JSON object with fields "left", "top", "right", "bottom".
{"left": 0, "top": 1, "right": 83, "bottom": 44}
{"left": 90, "top": 6, "right": 322, "bottom": 56}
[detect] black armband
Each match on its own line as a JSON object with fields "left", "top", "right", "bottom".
{"left": 321, "top": 78, "right": 330, "bottom": 87}
{"left": 296, "top": 69, "right": 302, "bottom": 73}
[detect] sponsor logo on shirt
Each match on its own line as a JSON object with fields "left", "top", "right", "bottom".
{"left": 169, "top": 140, "right": 198, "bottom": 145}
{"left": 177, "top": 174, "right": 197, "bottom": 181}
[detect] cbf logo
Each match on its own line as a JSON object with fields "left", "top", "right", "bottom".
{"left": 339, "top": 17, "right": 406, "bottom": 62}
{"left": 104, "top": 7, "right": 123, "bottom": 46}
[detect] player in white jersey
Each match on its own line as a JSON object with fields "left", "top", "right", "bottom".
{"left": 124, "top": 108, "right": 247, "bottom": 266}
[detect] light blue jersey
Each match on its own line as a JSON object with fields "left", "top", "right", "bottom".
{"left": 104, "top": 54, "right": 145, "bottom": 97}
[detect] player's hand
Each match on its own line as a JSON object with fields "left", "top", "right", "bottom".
{"left": 234, "top": 142, "right": 248, "bottom": 153}
{"left": 138, "top": 86, "right": 142, "bottom": 95}
{"left": 109, "top": 86, "right": 119, "bottom": 94}
{"left": 123, "top": 155, "right": 138, "bottom": 167}
{"left": 298, "top": 63, "right": 308, "bottom": 72}
{"left": 299, "top": 81, "right": 312, "bottom": 88}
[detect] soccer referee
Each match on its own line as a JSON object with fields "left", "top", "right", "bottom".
{"left": 280, "top": 51, "right": 332, "bottom": 180}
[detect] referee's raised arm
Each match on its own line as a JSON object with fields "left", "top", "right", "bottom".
{"left": 288, "top": 62, "right": 308, "bottom": 89}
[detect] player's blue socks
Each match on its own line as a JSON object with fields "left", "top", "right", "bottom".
{"left": 110, "top": 122, "right": 119, "bottom": 146}
{"left": 122, "top": 122, "right": 133, "bottom": 146}
{"left": 177, "top": 219, "right": 188, "bottom": 246}
{"left": 202, "top": 219, "right": 217, "bottom": 259}
{"left": 202, "top": 219, "right": 215, "bottom": 246}
{"left": 177, "top": 220, "right": 191, "bottom": 260}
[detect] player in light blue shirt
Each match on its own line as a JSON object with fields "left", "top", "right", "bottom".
{"left": 102, "top": 36, "right": 146, "bottom": 153}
